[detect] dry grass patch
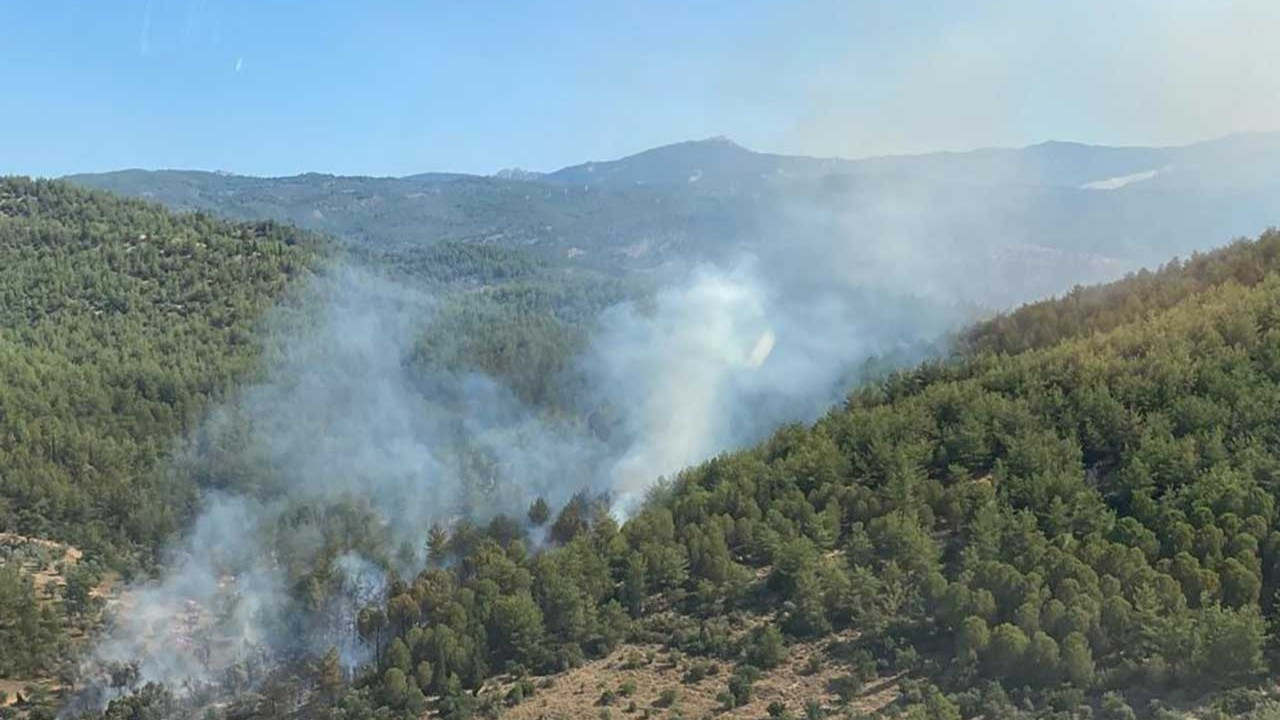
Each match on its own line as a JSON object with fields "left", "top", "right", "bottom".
{"left": 496, "top": 630, "right": 897, "bottom": 720}
{"left": 0, "top": 532, "right": 82, "bottom": 593}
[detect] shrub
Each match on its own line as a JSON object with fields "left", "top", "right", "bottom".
{"left": 726, "top": 666, "right": 759, "bottom": 708}
{"left": 746, "top": 626, "right": 787, "bottom": 669}
{"left": 683, "top": 661, "right": 717, "bottom": 684}
{"left": 828, "top": 674, "right": 863, "bottom": 703}
{"left": 654, "top": 689, "right": 680, "bottom": 708}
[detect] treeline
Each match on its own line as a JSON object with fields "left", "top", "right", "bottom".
{"left": 959, "top": 228, "right": 1280, "bottom": 355}
{"left": 0, "top": 177, "right": 322, "bottom": 568}
{"left": 262, "top": 229, "right": 1280, "bottom": 719}
{"left": 349, "top": 241, "right": 546, "bottom": 288}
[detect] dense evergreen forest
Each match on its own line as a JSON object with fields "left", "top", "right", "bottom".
{"left": 353, "top": 240, "right": 640, "bottom": 408}
{"left": 0, "top": 180, "right": 626, "bottom": 565}
{"left": 78, "top": 227, "right": 1280, "bottom": 720}
{"left": 0, "top": 178, "right": 323, "bottom": 685}
{"left": 0, "top": 178, "right": 324, "bottom": 563}
{"left": 7, "top": 176, "right": 1280, "bottom": 719}
{"left": 0, "top": 179, "right": 632, "bottom": 701}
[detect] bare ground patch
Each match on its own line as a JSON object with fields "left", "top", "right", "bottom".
{"left": 494, "top": 630, "right": 897, "bottom": 720}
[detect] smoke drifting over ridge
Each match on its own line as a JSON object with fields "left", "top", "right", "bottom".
{"left": 73, "top": 140, "right": 1280, "bottom": 710}
{"left": 78, "top": 118, "right": 1212, "bottom": 702}
{"left": 76, "top": 239, "right": 960, "bottom": 702}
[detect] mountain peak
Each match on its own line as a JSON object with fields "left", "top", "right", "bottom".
{"left": 544, "top": 136, "right": 762, "bottom": 188}
{"left": 700, "top": 135, "right": 744, "bottom": 148}
{"left": 668, "top": 135, "right": 752, "bottom": 154}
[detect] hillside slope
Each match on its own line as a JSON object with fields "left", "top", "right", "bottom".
{"left": 358, "top": 228, "right": 1280, "bottom": 719}
{"left": 80, "top": 228, "right": 1280, "bottom": 720}
{"left": 0, "top": 178, "right": 322, "bottom": 565}
{"left": 960, "top": 229, "right": 1280, "bottom": 355}
{"left": 0, "top": 180, "right": 653, "bottom": 718}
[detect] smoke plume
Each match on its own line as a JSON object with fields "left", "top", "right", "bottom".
{"left": 74, "top": 238, "right": 965, "bottom": 706}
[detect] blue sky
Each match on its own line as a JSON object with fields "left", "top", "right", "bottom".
{"left": 2, "top": 1, "right": 1277, "bottom": 177}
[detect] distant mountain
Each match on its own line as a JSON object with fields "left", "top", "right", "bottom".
{"left": 547, "top": 133, "right": 1280, "bottom": 193}
{"left": 66, "top": 168, "right": 762, "bottom": 272}
{"left": 544, "top": 136, "right": 848, "bottom": 191}
{"left": 67, "top": 133, "right": 1280, "bottom": 307}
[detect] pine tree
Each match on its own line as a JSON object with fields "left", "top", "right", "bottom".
{"left": 427, "top": 523, "right": 451, "bottom": 566}
{"left": 527, "top": 497, "right": 551, "bottom": 526}
{"left": 316, "top": 646, "right": 343, "bottom": 703}
{"left": 624, "top": 553, "right": 647, "bottom": 618}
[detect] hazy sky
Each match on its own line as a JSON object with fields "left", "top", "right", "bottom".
{"left": 3, "top": 1, "right": 1278, "bottom": 177}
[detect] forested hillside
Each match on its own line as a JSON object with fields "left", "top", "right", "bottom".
{"left": 0, "top": 181, "right": 649, "bottom": 710}
{"left": 0, "top": 182, "right": 630, "bottom": 575}
{"left": 66, "top": 168, "right": 762, "bottom": 275}
{"left": 111, "top": 226, "right": 1280, "bottom": 720}
{"left": 68, "top": 135, "right": 1280, "bottom": 309}
{"left": 0, "top": 178, "right": 323, "bottom": 563}
{"left": 348, "top": 240, "right": 640, "bottom": 408}
{"left": 12, "top": 176, "right": 1280, "bottom": 720}
{"left": 960, "top": 229, "right": 1280, "bottom": 355}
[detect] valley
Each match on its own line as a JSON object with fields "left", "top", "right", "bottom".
{"left": 1, "top": 138, "right": 1279, "bottom": 720}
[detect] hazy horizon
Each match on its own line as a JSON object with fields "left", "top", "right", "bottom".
{"left": 48, "top": 129, "right": 1280, "bottom": 181}
{"left": 6, "top": 1, "right": 1280, "bottom": 178}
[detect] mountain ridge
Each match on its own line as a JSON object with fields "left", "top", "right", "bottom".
{"left": 64, "top": 132, "right": 1280, "bottom": 309}
{"left": 61, "top": 131, "right": 1280, "bottom": 185}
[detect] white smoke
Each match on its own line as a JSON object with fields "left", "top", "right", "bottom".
{"left": 76, "top": 267, "right": 605, "bottom": 702}
{"left": 89, "top": 496, "right": 281, "bottom": 690}
{"left": 76, "top": 250, "right": 949, "bottom": 704}
{"left": 587, "top": 256, "right": 939, "bottom": 514}
{"left": 592, "top": 262, "right": 774, "bottom": 509}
